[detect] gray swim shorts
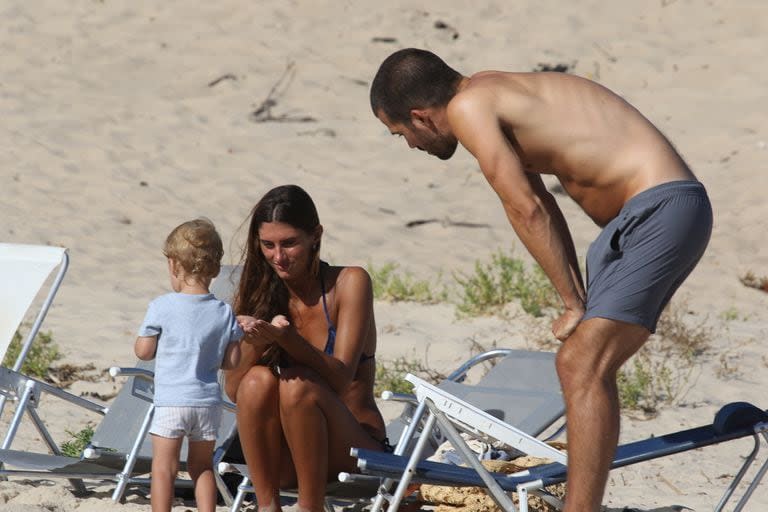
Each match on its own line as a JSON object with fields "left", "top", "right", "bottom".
{"left": 583, "top": 180, "right": 712, "bottom": 332}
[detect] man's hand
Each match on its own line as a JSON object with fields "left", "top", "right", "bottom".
{"left": 552, "top": 305, "right": 584, "bottom": 341}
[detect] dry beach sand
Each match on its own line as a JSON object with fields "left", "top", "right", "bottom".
{"left": 2, "top": 0, "right": 768, "bottom": 510}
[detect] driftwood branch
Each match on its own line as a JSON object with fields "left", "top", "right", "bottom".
{"left": 405, "top": 217, "right": 490, "bottom": 229}
{"left": 250, "top": 61, "right": 317, "bottom": 123}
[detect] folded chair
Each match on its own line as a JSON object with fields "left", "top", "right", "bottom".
{"left": 353, "top": 373, "right": 768, "bottom": 512}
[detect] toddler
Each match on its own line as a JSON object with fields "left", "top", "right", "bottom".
{"left": 135, "top": 218, "right": 243, "bottom": 512}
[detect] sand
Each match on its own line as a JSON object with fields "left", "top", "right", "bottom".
{"left": 1, "top": 0, "right": 767, "bottom": 510}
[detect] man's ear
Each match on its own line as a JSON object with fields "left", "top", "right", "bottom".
{"left": 410, "top": 108, "right": 435, "bottom": 131}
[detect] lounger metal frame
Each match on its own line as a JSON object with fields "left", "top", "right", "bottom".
{"left": 354, "top": 375, "right": 768, "bottom": 512}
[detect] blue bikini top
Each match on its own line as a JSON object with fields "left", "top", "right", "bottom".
{"left": 319, "top": 264, "right": 374, "bottom": 364}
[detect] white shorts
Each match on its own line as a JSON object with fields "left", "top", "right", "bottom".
{"left": 149, "top": 406, "right": 222, "bottom": 442}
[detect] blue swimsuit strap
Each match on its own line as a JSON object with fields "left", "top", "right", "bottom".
{"left": 320, "top": 265, "right": 337, "bottom": 355}
{"left": 319, "top": 265, "right": 374, "bottom": 363}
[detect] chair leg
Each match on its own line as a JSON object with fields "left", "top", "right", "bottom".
{"left": 1, "top": 379, "right": 35, "bottom": 450}
{"left": 230, "top": 476, "right": 249, "bottom": 512}
{"left": 384, "top": 412, "right": 438, "bottom": 512}
{"left": 370, "top": 401, "right": 430, "bottom": 512}
{"left": 714, "top": 427, "right": 768, "bottom": 512}
{"left": 431, "top": 405, "right": 517, "bottom": 512}
{"left": 732, "top": 430, "right": 768, "bottom": 512}
{"left": 112, "top": 403, "right": 155, "bottom": 502}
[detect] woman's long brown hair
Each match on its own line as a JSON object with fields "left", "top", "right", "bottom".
{"left": 234, "top": 184, "right": 321, "bottom": 322}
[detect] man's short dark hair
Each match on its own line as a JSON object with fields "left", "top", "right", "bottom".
{"left": 370, "top": 48, "right": 462, "bottom": 124}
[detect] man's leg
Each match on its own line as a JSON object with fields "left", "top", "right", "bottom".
{"left": 556, "top": 317, "right": 650, "bottom": 512}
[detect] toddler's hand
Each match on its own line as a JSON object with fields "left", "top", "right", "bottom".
{"left": 237, "top": 315, "right": 258, "bottom": 333}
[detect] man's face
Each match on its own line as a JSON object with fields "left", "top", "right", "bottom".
{"left": 377, "top": 110, "right": 458, "bottom": 160}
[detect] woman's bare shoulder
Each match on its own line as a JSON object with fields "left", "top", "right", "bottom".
{"left": 330, "top": 265, "right": 372, "bottom": 298}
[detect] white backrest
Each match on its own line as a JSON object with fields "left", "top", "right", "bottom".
{"left": 0, "top": 243, "right": 67, "bottom": 364}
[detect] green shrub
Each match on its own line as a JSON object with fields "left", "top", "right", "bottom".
{"left": 454, "top": 249, "right": 558, "bottom": 317}
{"left": 61, "top": 424, "right": 95, "bottom": 457}
{"left": 374, "top": 356, "right": 445, "bottom": 397}
{"left": 368, "top": 262, "right": 445, "bottom": 303}
{"left": 2, "top": 329, "right": 61, "bottom": 378}
{"left": 617, "top": 303, "right": 709, "bottom": 413}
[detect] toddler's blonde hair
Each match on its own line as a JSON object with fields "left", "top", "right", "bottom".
{"left": 163, "top": 218, "right": 223, "bottom": 280}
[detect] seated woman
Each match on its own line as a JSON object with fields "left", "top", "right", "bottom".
{"left": 224, "top": 184, "right": 389, "bottom": 512}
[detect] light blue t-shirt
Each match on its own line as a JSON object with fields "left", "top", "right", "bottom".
{"left": 138, "top": 292, "right": 243, "bottom": 407}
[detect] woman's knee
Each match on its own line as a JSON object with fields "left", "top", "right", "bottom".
{"left": 235, "top": 366, "right": 279, "bottom": 409}
{"left": 278, "top": 368, "right": 322, "bottom": 411}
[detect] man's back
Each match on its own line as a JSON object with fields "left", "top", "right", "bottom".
{"left": 453, "top": 71, "right": 696, "bottom": 225}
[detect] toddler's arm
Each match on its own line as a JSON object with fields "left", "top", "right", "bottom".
{"left": 134, "top": 335, "right": 158, "bottom": 360}
{"left": 221, "top": 339, "right": 241, "bottom": 370}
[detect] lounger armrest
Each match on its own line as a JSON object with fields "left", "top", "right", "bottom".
{"left": 109, "top": 366, "right": 155, "bottom": 384}
{"left": 380, "top": 391, "right": 417, "bottom": 404}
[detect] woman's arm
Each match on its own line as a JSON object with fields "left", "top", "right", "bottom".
{"left": 256, "top": 267, "right": 374, "bottom": 393}
{"left": 223, "top": 328, "right": 273, "bottom": 401}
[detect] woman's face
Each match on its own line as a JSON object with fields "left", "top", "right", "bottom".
{"left": 257, "top": 221, "right": 318, "bottom": 281}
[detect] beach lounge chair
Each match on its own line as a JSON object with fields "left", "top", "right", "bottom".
{"left": 219, "top": 347, "right": 565, "bottom": 512}
{"left": 352, "top": 373, "right": 768, "bottom": 512}
{"left": 0, "top": 243, "right": 68, "bottom": 416}
{"left": 0, "top": 361, "right": 238, "bottom": 502}
{"left": 0, "top": 244, "right": 238, "bottom": 503}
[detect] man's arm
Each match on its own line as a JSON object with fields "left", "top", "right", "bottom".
{"left": 447, "top": 92, "right": 585, "bottom": 338}
{"left": 528, "top": 174, "right": 586, "bottom": 297}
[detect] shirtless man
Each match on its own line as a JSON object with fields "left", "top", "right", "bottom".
{"left": 370, "top": 48, "right": 712, "bottom": 511}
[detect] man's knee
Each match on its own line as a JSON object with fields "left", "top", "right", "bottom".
{"left": 555, "top": 319, "right": 649, "bottom": 387}
{"left": 555, "top": 338, "right": 599, "bottom": 389}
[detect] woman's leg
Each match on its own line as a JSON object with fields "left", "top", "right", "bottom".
{"left": 150, "top": 434, "right": 182, "bottom": 512}
{"left": 236, "top": 365, "right": 296, "bottom": 512}
{"left": 278, "top": 367, "right": 382, "bottom": 512}
{"left": 186, "top": 439, "right": 216, "bottom": 512}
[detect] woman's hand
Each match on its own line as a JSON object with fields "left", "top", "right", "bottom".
{"left": 249, "top": 316, "right": 293, "bottom": 346}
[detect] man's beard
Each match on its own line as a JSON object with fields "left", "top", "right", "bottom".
{"left": 432, "top": 138, "right": 458, "bottom": 160}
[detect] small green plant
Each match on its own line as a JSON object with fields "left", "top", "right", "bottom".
{"left": 368, "top": 262, "right": 445, "bottom": 303}
{"left": 454, "top": 249, "right": 558, "bottom": 317}
{"left": 617, "top": 302, "right": 711, "bottom": 413}
{"left": 374, "top": 356, "right": 445, "bottom": 397}
{"left": 2, "top": 329, "right": 61, "bottom": 378}
{"left": 61, "top": 424, "right": 95, "bottom": 457}
{"left": 654, "top": 301, "right": 712, "bottom": 361}
{"left": 617, "top": 340, "right": 697, "bottom": 413}
{"left": 720, "top": 307, "right": 740, "bottom": 322}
